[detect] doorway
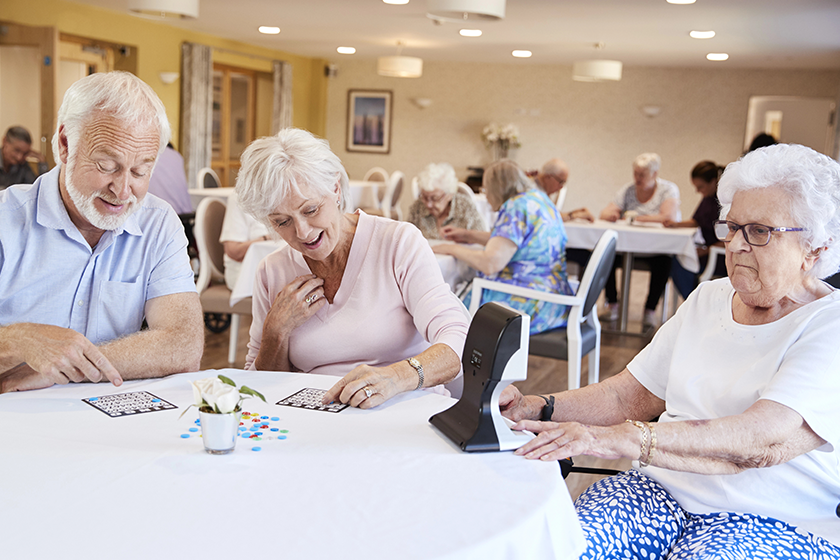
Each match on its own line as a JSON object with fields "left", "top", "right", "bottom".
{"left": 744, "top": 96, "right": 837, "bottom": 156}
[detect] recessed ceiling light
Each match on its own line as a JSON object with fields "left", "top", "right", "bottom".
{"left": 258, "top": 26, "right": 280, "bottom": 35}
{"left": 382, "top": 0, "right": 409, "bottom": 4}
{"left": 336, "top": 46, "right": 356, "bottom": 54}
{"left": 460, "top": 29, "right": 482, "bottom": 37}
{"left": 706, "top": 53, "right": 729, "bottom": 61}
{"left": 512, "top": 50, "right": 532, "bottom": 58}
{"left": 667, "top": 0, "right": 696, "bottom": 4}
{"left": 690, "top": 30, "right": 715, "bottom": 39}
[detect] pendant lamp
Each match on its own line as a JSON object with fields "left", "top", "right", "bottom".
{"left": 378, "top": 42, "right": 423, "bottom": 78}
{"left": 572, "top": 60, "right": 623, "bottom": 82}
{"left": 426, "top": 0, "right": 505, "bottom": 21}
{"left": 129, "top": 0, "right": 198, "bottom": 19}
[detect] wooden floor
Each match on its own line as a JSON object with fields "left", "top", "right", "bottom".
{"left": 199, "top": 270, "right": 668, "bottom": 500}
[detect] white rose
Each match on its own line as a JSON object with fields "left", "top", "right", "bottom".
{"left": 214, "top": 384, "right": 241, "bottom": 414}
{"left": 191, "top": 378, "right": 217, "bottom": 407}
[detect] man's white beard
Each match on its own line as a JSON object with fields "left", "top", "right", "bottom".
{"left": 65, "top": 154, "right": 139, "bottom": 231}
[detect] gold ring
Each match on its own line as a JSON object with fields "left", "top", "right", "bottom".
{"left": 305, "top": 294, "right": 317, "bottom": 304}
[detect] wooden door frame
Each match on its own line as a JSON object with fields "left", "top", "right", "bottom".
{"left": 211, "top": 63, "right": 256, "bottom": 187}
{"left": 0, "top": 21, "right": 58, "bottom": 167}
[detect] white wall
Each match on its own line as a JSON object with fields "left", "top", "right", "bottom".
{"left": 324, "top": 59, "right": 840, "bottom": 219}
{"left": 0, "top": 45, "right": 41, "bottom": 148}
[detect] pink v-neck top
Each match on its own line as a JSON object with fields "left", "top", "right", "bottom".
{"left": 245, "top": 211, "right": 470, "bottom": 379}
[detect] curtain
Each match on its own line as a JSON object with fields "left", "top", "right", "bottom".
{"left": 180, "top": 42, "right": 213, "bottom": 189}
{"left": 271, "top": 60, "right": 293, "bottom": 134}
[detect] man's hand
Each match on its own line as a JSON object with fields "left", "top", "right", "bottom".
{"left": 3, "top": 323, "right": 122, "bottom": 389}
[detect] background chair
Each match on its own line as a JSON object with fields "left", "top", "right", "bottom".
{"left": 467, "top": 230, "right": 618, "bottom": 390}
{"left": 380, "top": 170, "right": 405, "bottom": 220}
{"left": 698, "top": 245, "right": 727, "bottom": 283}
{"left": 194, "top": 197, "right": 252, "bottom": 364}
{"left": 359, "top": 166, "right": 388, "bottom": 213}
{"left": 196, "top": 167, "right": 221, "bottom": 189}
{"left": 554, "top": 187, "right": 568, "bottom": 212}
{"left": 456, "top": 181, "right": 475, "bottom": 201}
{"left": 411, "top": 176, "right": 420, "bottom": 200}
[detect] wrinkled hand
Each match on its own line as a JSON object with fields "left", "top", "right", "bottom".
{"left": 440, "top": 226, "right": 471, "bottom": 244}
{"left": 430, "top": 242, "right": 453, "bottom": 255}
{"left": 571, "top": 208, "right": 595, "bottom": 223}
{"left": 8, "top": 324, "right": 121, "bottom": 389}
{"left": 499, "top": 385, "right": 544, "bottom": 422}
{"left": 26, "top": 148, "right": 46, "bottom": 163}
{"left": 262, "top": 275, "right": 326, "bottom": 338}
{"left": 512, "top": 420, "right": 632, "bottom": 462}
{"left": 601, "top": 209, "right": 621, "bottom": 223}
{"left": 1, "top": 364, "right": 59, "bottom": 393}
{"left": 322, "top": 364, "right": 409, "bottom": 409}
{"left": 663, "top": 219, "right": 677, "bottom": 228}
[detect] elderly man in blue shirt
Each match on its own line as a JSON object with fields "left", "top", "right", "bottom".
{"left": 0, "top": 71, "right": 203, "bottom": 393}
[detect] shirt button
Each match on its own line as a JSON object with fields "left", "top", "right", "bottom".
{"left": 77, "top": 300, "right": 84, "bottom": 306}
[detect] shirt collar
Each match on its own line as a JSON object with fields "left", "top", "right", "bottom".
{"left": 36, "top": 164, "right": 144, "bottom": 239}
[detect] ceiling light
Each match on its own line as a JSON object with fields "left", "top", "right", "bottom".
{"left": 459, "top": 29, "right": 482, "bottom": 37}
{"left": 426, "top": 0, "right": 505, "bottom": 21}
{"left": 572, "top": 60, "right": 623, "bottom": 82}
{"left": 666, "top": 0, "right": 696, "bottom": 4}
{"left": 383, "top": 0, "right": 410, "bottom": 4}
{"left": 337, "top": 46, "right": 356, "bottom": 54}
{"left": 378, "top": 56, "right": 423, "bottom": 77}
{"left": 690, "top": 30, "right": 715, "bottom": 39}
{"left": 706, "top": 53, "right": 729, "bottom": 61}
{"left": 129, "top": 0, "right": 198, "bottom": 19}
{"left": 512, "top": 50, "right": 532, "bottom": 58}
{"left": 258, "top": 26, "right": 280, "bottom": 35}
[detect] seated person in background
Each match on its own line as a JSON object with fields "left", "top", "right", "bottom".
{"left": 147, "top": 142, "right": 192, "bottom": 214}
{"left": 600, "top": 152, "right": 681, "bottom": 327}
{"left": 0, "top": 72, "right": 203, "bottom": 393}
{"left": 236, "top": 128, "right": 469, "bottom": 409}
{"left": 0, "top": 126, "right": 49, "bottom": 190}
{"left": 219, "top": 191, "right": 270, "bottom": 290}
{"left": 432, "top": 159, "right": 574, "bottom": 335}
{"left": 535, "top": 158, "right": 593, "bottom": 222}
{"left": 747, "top": 132, "right": 777, "bottom": 153}
{"left": 407, "top": 162, "right": 485, "bottom": 239}
{"left": 665, "top": 160, "right": 726, "bottom": 299}
{"left": 501, "top": 143, "right": 840, "bottom": 559}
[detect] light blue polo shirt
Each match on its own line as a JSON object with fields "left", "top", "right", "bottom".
{"left": 0, "top": 166, "right": 197, "bottom": 345}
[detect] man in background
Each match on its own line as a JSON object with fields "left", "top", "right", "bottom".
{"left": 535, "top": 158, "right": 593, "bottom": 222}
{"left": 0, "top": 126, "right": 49, "bottom": 189}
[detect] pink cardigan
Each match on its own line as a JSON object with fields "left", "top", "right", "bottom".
{"left": 245, "top": 212, "right": 470, "bottom": 380}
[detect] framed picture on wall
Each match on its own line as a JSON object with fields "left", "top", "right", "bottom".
{"left": 346, "top": 89, "right": 392, "bottom": 154}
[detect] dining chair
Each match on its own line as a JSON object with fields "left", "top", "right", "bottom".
{"left": 554, "top": 187, "right": 568, "bottom": 212}
{"left": 467, "top": 230, "right": 618, "bottom": 390}
{"left": 411, "top": 176, "right": 420, "bottom": 200}
{"left": 698, "top": 245, "right": 727, "bottom": 283}
{"left": 196, "top": 167, "right": 221, "bottom": 189}
{"left": 456, "top": 182, "right": 475, "bottom": 200}
{"left": 194, "top": 197, "right": 252, "bottom": 364}
{"left": 379, "top": 170, "right": 405, "bottom": 221}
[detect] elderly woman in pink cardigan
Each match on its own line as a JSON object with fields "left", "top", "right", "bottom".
{"left": 235, "top": 128, "right": 470, "bottom": 408}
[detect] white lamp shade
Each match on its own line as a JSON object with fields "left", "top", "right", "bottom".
{"left": 572, "top": 60, "right": 623, "bottom": 82}
{"left": 426, "top": 0, "right": 505, "bottom": 20}
{"left": 377, "top": 56, "right": 423, "bottom": 78}
{"left": 129, "top": 0, "right": 198, "bottom": 19}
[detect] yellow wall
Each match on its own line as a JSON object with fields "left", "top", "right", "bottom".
{"left": 0, "top": 0, "right": 329, "bottom": 142}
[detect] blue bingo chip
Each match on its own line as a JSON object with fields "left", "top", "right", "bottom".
{"left": 278, "top": 435, "right": 287, "bottom": 440}
{"left": 188, "top": 427, "right": 198, "bottom": 432}
{"left": 260, "top": 416, "right": 268, "bottom": 419}
{"left": 180, "top": 434, "right": 190, "bottom": 438}
{"left": 252, "top": 447, "right": 261, "bottom": 451}
{"left": 270, "top": 417, "right": 280, "bottom": 421}
{"left": 270, "top": 428, "right": 279, "bottom": 432}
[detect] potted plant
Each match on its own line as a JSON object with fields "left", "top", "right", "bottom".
{"left": 183, "top": 375, "right": 266, "bottom": 454}
{"left": 482, "top": 122, "right": 522, "bottom": 161}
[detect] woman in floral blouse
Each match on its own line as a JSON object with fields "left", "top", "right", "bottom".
{"left": 407, "top": 162, "right": 486, "bottom": 239}
{"left": 432, "top": 159, "right": 573, "bottom": 334}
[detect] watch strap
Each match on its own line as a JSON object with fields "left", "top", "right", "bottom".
{"left": 407, "top": 358, "right": 424, "bottom": 390}
{"left": 538, "top": 395, "right": 555, "bottom": 422}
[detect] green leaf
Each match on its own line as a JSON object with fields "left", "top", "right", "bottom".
{"left": 239, "top": 385, "right": 266, "bottom": 402}
{"left": 218, "top": 374, "right": 236, "bottom": 387}
{"left": 178, "top": 403, "right": 195, "bottom": 419}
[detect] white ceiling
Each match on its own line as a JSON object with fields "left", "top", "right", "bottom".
{"left": 79, "top": 0, "right": 840, "bottom": 68}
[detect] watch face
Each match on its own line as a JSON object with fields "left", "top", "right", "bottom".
{"left": 408, "top": 358, "right": 420, "bottom": 368}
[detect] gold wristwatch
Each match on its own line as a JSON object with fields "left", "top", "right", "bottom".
{"left": 407, "top": 357, "right": 424, "bottom": 390}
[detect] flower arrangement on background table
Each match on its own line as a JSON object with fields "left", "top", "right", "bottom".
{"left": 482, "top": 122, "right": 522, "bottom": 161}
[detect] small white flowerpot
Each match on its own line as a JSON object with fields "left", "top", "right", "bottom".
{"left": 198, "top": 410, "right": 242, "bottom": 454}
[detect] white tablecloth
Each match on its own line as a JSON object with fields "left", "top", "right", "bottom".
{"left": 0, "top": 370, "right": 585, "bottom": 560}
{"left": 231, "top": 239, "right": 475, "bottom": 305}
{"left": 473, "top": 192, "right": 497, "bottom": 229}
{"left": 188, "top": 186, "right": 235, "bottom": 210}
{"left": 565, "top": 219, "right": 699, "bottom": 273}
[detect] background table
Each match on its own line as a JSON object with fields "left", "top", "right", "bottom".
{"left": 565, "top": 219, "right": 699, "bottom": 332}
{"left": 188, "top": 186, "right": 235, "bottom": 210}
{"left": 0, "top": 370, "right": 586, "bottom": 560}
{"left": 231, "top": 239, "right": 476, "bottom": 305}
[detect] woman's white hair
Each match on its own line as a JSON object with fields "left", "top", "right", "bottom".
{"left": 418, "top": 162, "right": 458, "bottom": 194}
{"left": 51, "top": 71, "right": 170, "bottom": 163}
{"left": 633, "top": 152, "right": 661, "bottom": 173}
{"left": 718, "top": 143, "right": 840, "bottom": 279}
{"left": 235, "top": 128, "right": 350, "bottom": 225}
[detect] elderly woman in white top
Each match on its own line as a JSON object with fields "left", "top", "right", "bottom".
{"left": 502, "top": 143, "right": 840, "bottom": 558}
{"left": 235, "top": 129, "right": 469, "bottom": 409}
{"left": 600, "top": 152, "right": 681, "bottom": 327}
{"left": 407, "top": 162, "right": 485, "bottom": 239}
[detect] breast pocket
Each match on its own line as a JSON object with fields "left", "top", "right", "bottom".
{"left": 94, "top": 280, "right": 147, "bottom": 344}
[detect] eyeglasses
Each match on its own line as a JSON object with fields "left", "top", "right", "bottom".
{"left": 713, "top": 220, "right": 806, "bottom": 247}
{"left": 420, "top": 191, "right": 447, "bottom": 204}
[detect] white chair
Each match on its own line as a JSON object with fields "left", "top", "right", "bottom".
{"left": 554, "top": 187, "right": 568, "bottom": 212}
{"left": 197, "top": 167, "right": 221, "bottom": 189}
{"left": 363, "top": 166, "right": 388, "bottom": 183}
{"left": 456, "top": 182, "right": 475, "bottom": 200}
{"left": 194, "top": 197, "right": 252, "bottom": 364}
{"left": 467, "top": 230, "right": 618, "bottom": 390}
{"left": 380, "top": 170, "right": 405, "bottom": 221}
{"left": 411, "top": 176, "right": 420, "bottom": 200}
{"left": 698, "top": 245, "right": 727, "bottom": 283}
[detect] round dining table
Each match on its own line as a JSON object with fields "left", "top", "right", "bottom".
{"left": 0, "top": 370, "right": 586, "bottom": 559}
